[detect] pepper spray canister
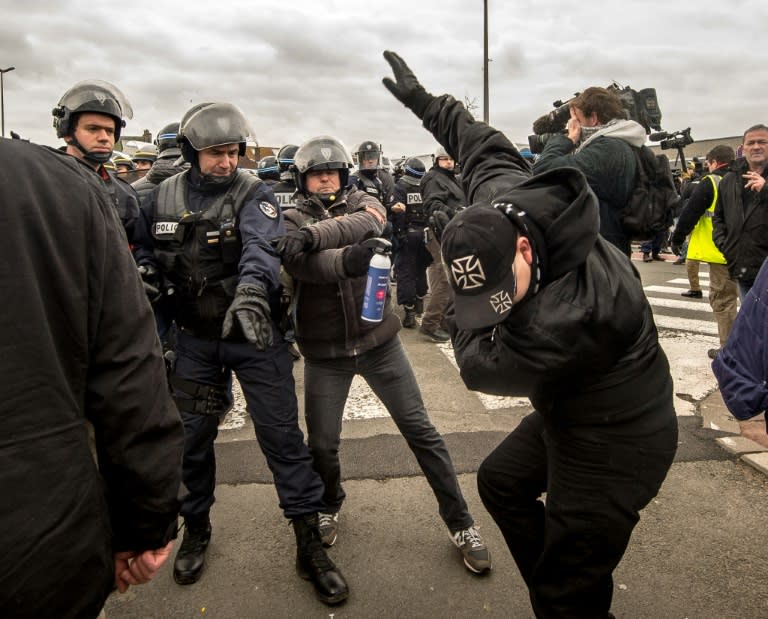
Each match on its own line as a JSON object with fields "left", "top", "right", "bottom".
{"left": 360, "top": 237, "right": 392, "bottom": 323}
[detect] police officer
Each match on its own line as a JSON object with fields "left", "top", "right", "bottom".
{"left": 132, "top": 143, "right": 158, "bottom": 173}
{"left": 132, "top": 122, "right": 189, "bottom": 206}
{"left": 132, "top": 103, "right": 348, "bottom": 605}
{"left": 272, "top": 143, "right": 299, "bottom": 209}
{"left": 52, "top": 79, "right": 140, "bottom": 241}
{"left": 350, "top": 140, "right": 396, "bottom": 208}
{"left": 391, "top": 157, "right": 431, "bottom": 327}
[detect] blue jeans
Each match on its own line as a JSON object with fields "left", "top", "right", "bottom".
{"left": 303, "top": 336, "right": 473, "bottom": 532}
{"left": 174, "top": 330, "right": 325, "bottom": 521}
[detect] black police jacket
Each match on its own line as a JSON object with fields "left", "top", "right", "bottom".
{"left": 133, "top": 167, "right": 285, "bottom": 334}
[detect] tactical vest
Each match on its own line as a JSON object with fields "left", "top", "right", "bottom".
{"left": 405, "top": 188, "right": 429, "bottom": 226}
{"left": 354, "top": 173, "right": 384, "bottom": 200}
{"left": 271, "top": 179, "right": 297, "bottom": 209}
{"left": 687, "top": 174, "right": 727, "bottom": 265}
{"left": 152, "top": 170, "right": 263, "bottom": 329}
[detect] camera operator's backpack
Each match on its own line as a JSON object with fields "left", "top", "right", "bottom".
{"left": 622, "top": 146, "right": 680, "bottom": 239}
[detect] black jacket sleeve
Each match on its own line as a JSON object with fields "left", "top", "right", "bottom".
{"left": 86, "top": 183, "right": 183, "bottom": 552}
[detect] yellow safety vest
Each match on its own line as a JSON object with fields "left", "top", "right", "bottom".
{"left": 686, "top": 174, "right": 727, "bottom": 264}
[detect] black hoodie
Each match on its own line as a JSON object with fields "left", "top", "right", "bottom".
{"left": 421, "top": 94, "right": 674, "bottom": 427}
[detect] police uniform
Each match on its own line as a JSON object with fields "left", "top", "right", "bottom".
{"left": 134, "top": 166, "right": 325, "bottom": 525}
{"left": 392, "top": 174, "right": 432, "bottom": 309}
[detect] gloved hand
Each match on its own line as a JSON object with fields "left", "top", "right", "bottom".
{"left": 382, "top": 50, "right": 434, "bottom": 118}
{"left": 270, "top": 228, "right": 314, "bottom": 258}
{"left": 342, "top": 243, "right": 375, "bottom": 278}
{"left": 221, "top": 284, "right": 274, "bottom": 350}
{"left": 429, "top": 210, "right": 451, "bottom": 243}
{"left": 137, "top": 264, "right": 162, "bottom": 303}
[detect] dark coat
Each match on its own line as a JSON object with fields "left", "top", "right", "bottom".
{"left": 712, "top": 159, "right": 768, "bottom": 283}
{"left": 131, "top": 155, "right": 189, "bottom": 206}
{"left": 0, "top": 140, "right": 183, "bottom": 618}
{"left": 281, "top": 187, "right": 397, "bottom": 360}
{"left": 419, "top": 94, "right": 674, "bottom": 425}
{"left": 420, "top": 164, "right": 465, "bottom": 217}
{"left": 534, "top": 133, "right": 638, "bottom": 256}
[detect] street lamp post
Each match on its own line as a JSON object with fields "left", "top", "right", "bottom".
{"left": 1, "top": 66, "right": 16, "bottom": 138}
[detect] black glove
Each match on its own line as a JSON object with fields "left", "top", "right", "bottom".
{"left": 382, "top": 50, "right": 434, "bottom": 119}
{"left": 221, "top": 284, "right": 273, "bottom": 350}
{"left": 429, "top": 211, "right": 451, "bottom": 243}
{"left": 270, "top": 228, "right": 314, "bottom": 258}
{"left": 137, "top": 264, "right": 162, "bottom": 303}
{"left": 342, "top": 243, "right": 375, "bottom": 278}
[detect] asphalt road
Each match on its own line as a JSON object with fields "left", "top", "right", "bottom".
{"left": 105, "top": 253, "right": 768, "bottom": 619}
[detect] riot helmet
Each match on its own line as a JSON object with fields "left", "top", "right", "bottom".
{"left": 257, "top": 155, "right": 280, "bottom": 181}
{"left": 293, "top": 135, "right": 354, "bottom": 199}
{"left": 112, "top": 153, "right": 135, "bottom": 172}
{"left": 177, "top": 102, "right": 255, "bottom": 164}
{"left": 155, "top": 122, "right": 181, "bottom": 156}
{"left": 132, "top": 144, "right": 158, "bottom": 164}
{"left": 52, "top": 79, "right": 133, "bottom": 164}
{"left": 432, "top": 145, "right": 450, "bottom": 164}
{"left": 401, "top": 156, "right": 426, "bottom": 186}
{"left": 277, "top": 144, "right": 299, "bottom": 181}
{"left": 356, "top": 140, "right": 381, "bottom": 171}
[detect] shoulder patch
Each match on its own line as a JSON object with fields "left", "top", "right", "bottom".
{"left": 259, "top": 201, "right": 278, "bottom": 219}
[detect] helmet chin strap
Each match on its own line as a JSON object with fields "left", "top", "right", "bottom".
{"left": 69, "top": 137, "right": 112, "bottom": 165}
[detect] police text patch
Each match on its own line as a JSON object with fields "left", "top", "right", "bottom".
{"left": 154, "top": 221, "right": 178, "bottom": 235}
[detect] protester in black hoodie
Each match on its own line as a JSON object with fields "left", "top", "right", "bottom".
{"left": 383, "top": 50, "right": 678, "bottom": 619}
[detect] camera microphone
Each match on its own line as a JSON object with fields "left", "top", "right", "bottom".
{"left": 649, "top": 131, "right": 670, "bottom": 141}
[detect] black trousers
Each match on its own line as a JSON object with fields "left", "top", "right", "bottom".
{"left": 174, "top": 330, "right": 325, "bottom": 522}
{"left": 477, "top": 408, "right": 677, "bottom": 618}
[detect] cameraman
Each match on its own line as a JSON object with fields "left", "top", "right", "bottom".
{"left": 533, "top": 87, "right": 647, "bottom": 257}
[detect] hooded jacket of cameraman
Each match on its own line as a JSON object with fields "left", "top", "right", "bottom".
{"left": 532, "top": 88, "right": 646, "bottom": 257}
{"left": 382, "top": 50, "right": 677, "bottom": 618}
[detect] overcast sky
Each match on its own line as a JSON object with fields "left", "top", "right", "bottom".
{"left": 1, "top": 0, "right": 765, "bottom": 159}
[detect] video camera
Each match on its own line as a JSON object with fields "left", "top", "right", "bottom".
{"left": 649, "top": 127, "right": 694, "bottom": 151}
{"left": 527, "top": 83, "right": 663, "bottom": 154}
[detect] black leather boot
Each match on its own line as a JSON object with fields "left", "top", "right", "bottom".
{"left": 173, "top": 517, "right": 211, "bottom": 585}
{"left": 402, "top": 305, "right": 416, "bottom": 328}
{"left": 292, "top": 514, "right": 349, "bottom": 605}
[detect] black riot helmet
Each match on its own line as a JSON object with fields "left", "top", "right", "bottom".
{"left": 277, "top": 144, "right": 299, "bottom": 181}
{"left": 52, "top": 79, "right": 133, "bottom": 163}
{"left": 292, "top": 135, "right": 354, "bottom": 199}
{"left": 356, "top": 140, "right": 381, "bottom": 170}
{"left": 52, "top": 79, "right": 133, "bottom": 140}
{"left": 177, "top": 102, "right": 255, "bottom": 164}
{"left": 155, "top": 122, "right": 181, "bottom": 157}
{"left": 257, "top": 155, "right": 280, "bottom": 181}
{"left": 401, "top": 156, "right": 426, "bottom": 186}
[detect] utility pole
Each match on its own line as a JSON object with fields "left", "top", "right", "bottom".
{"left": 483, "top": 0, "right": 489, "bottom": 124}
{"left": 0, "top": 66, "right": 15, "bottom": 138}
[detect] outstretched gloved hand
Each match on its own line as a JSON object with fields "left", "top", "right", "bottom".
{"left": 270, "top": 228, "right": 314, "bottom": 258}
{"left": 342, "top": 243, "right": 375, "bottom": 278}
{"left": 382, "top": 51, "right": 434, "bottom": 119}
{"left": 222, "top": 284, "right": 273, "bottom": 350}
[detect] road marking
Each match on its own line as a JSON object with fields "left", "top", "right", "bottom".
{"left": 647, "top": 297, "right": 713, "bottom": 312}
{"left": 645, "top": 285, "right": 710, "bottom": 298}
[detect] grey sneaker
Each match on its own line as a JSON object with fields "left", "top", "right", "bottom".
{"left": 318, "top": 511, "right": 339, "bottom": 547}
{"left": 451, "top": 526, "right": 492, "bottom": 574}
